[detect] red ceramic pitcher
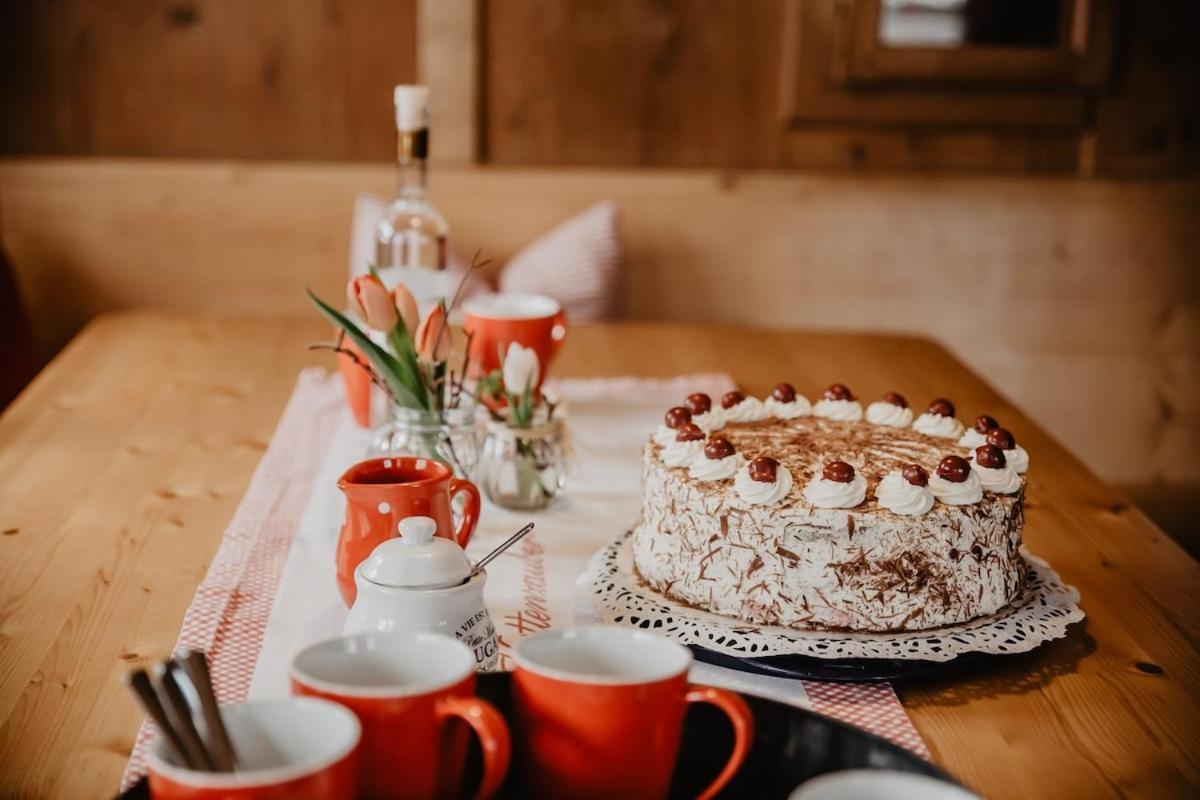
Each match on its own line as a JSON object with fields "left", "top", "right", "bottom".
{"left": 336, "top": 457, "right": 481, "bottom": 607}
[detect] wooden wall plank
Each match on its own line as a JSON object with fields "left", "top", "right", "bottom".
{"left": 0, "top": 0, "right": 417, "bottom": 160}
{"left": 483, "top": 0, "right": 787, "bottom": 168}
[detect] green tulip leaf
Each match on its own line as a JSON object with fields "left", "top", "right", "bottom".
{"left": 307, "top": 289, "right": 428, "bottom": 410}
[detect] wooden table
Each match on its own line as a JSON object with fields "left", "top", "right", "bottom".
{"left": 1, "top": 313, "right": 1197, "bottom": 798}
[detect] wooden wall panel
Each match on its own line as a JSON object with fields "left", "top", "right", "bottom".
{"left": 0, "top": 0, "right": 417, "bottom": 161}
{"left": 483, "top": 0, "right": 786, "bottom": 168}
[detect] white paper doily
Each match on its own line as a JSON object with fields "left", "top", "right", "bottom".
{"left": 589, "top": 531, "right": 1085, "bottom": 662}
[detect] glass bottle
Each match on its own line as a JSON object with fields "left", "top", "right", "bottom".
{"left": 374, "top": 85, "right": 453, "bottom": 309}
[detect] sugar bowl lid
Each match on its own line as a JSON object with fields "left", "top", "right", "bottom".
{"left": 358, "top": 516, "right": 471, "bottom": 588}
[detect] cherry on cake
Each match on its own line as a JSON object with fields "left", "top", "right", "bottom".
{"left": 633, "top": 383, "right": 1028, "bottom": 632}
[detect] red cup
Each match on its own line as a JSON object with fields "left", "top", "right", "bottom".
{"left": 291, "top": 631, "right": 511, "bottom": 800}
{"left": 147, "top": 697, "right": 360, "bottom": 800}
{"left": 336, "top": 456, "right": 481, "bottom": 606}
{"left": 512, "top": 625, "right": 753, "bottom": 800}
{"left": 462, "top": 293, "right": 567, "bottom": 386}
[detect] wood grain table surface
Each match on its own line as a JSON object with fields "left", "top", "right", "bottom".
{"left": 0, "top": 312, "right": 1196, "bottom": 798}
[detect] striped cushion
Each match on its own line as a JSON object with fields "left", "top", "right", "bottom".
{"left": 499, "top": 201, "right": 622, "bottom": 322}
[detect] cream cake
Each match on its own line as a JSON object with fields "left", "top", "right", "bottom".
{"left": 633, "top": 384, "right": 1029, "bottom": 632}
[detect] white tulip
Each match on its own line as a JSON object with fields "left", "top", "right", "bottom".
{"left": 502, "top": 342, "right": 540, "bottom": 394}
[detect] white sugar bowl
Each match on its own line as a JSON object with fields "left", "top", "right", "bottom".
{"left": 344, "top": 516, "right": 499, "bottom": 670}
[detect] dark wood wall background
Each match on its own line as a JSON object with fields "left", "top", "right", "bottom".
{"left": 0, "top": 0, "right": 418, "bottom": 161}
{"left": 2, "top": 0, "right": 1196, "bottom": 175}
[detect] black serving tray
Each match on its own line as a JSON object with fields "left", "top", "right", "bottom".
{"left": 120, "top": 671, "right": 959, "bottom": 799}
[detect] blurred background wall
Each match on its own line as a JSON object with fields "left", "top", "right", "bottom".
{"left": 1, "top": 0, "right": 1197, "bottom": 545}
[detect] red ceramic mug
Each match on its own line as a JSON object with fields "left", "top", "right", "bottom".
{"left": 291, "top": 631, "right": 511, "bottom": 800}
{"left": 512, "top": 625, "right": 754, "bottom": 800}
{"left": 147, "top": 697, "right": 361, "bottom": 800}
{"left": 336, "top": 456, "right": 481, "bottom": 606}
{"left": 462, "top": 293, "right": 567, "bottom": 387}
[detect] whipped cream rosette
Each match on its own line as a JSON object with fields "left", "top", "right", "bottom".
{"left": 913, "top": 397, "right": 965, "bottom": 439}
{"left": 653, "top": 405, "right": 694, "bottom": 446}
{"left": 929, "top": 455, "right": 982, "bottom": 505}
{"left": 720, "top": 391, "right": 769, "bottom": 423}
{"left": 984, "top": 427, "right": 1029, "bottom": 473}
{"left": 957, "top": 429, "right": 987, "bottom": 448}
{"left": 685, "top": 392, "right": 725, "bottom": 432}
{"left": 875, "top": 464, "right": 934, "bottom": 515}
{"left": 763, "top": 382, "right": 811, "bottom": 419}
{"left": 971, "top": 444, "right": 1021, "bottom": 494}
{"left": 661, "top": 422, "right": 706, "bottom": 468}
{"left": 688, "top": 436, "right": 743, "bottom": 481}
{"left": 803, "top": 460, "right": 867, "bottom": 508}
{"left": 733, "top": 456, "right": 793, "bottom": 506}
{"left": 865, "top": 391, "right": 913, "bottom": 427}
{"left": 957, "top": 414, "right": 999, "bottom": 449}
{"left": 812, "top": 383, "right": 863, "bottom": 422}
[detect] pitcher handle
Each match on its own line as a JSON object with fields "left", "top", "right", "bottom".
{"left": 450, "top": 478, "right": 481, "bottom": 548}
{"left": 684, "top": 685, "right": 754, "bottom": 800}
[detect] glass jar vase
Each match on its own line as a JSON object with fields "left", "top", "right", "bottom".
{"left": 367, "top": 402, "right": 482, "bottom": 480}
{"left": 478, "top": 419, "right": 567, "bottom": 511}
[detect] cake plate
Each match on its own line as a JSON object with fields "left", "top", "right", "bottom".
{"left": 589, "top": 531, "right": 1085, "bottom": 682}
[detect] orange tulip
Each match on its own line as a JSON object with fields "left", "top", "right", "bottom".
{"left": 347, "top": 274, "right": 397, "bottom": 332}
{"left": 391, "top": 284, "right": 420, "bottom": 338}
{"left": 414, "top": 304, "right": 450, "bottom": 362}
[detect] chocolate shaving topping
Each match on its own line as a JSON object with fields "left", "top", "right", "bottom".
{"left": 973, "top": 414, "right": 999, "bottom": 434}
{"left": 686, "top": 393, "right": 712, "bottom": 415}
{"left": 986, "top": 427, "right": 1016, "bottom": 450}
{"left": 822, "top": 460, "right": 855, "bottom": 483}
{"left": 901, "top": 463, "right": 929, "bottom": 487}
{"left": 823, "top": 383, "right": 854, "bottom": 401}
{"left": 975, "top": 444, "right": 1007, "bottom": 469}
{"left": 721, "top": 391, "right": 746, "bottom": 410}
{"left": 675, "top": 423, "right": 705, "bottom": 442}
{"left": 937, "top": 455, "right": 971, "bottom": 483}
{"left": 927, "top": 397, "right": 956, "bottom": 418}
{"left": 748, "top": 456, "right": 779, "bottom": 483}
{"left": 704, "top": 436, "right": 735, "bottom": 460}
{"left": 664, "top": 406, "right": 692, "bottom": 429}
{"left": 882, "top": 391, "right": 908, "bottom": 409}
{"left": 771, "top": 382, "right": 797, "bottom": 403}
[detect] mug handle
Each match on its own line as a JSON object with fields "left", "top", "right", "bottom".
{"left": 685, "top": 685, "right": 754, "bottom": 800}
{"left": 450, "top": 478, "right": 481, "bottom": 548}
{"left": 548, "top": 308, "right": 568, "bottom": 359}
{"left": 436, "top": 696, "right": 511, "bottom": 800}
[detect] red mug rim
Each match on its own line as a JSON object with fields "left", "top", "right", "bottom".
{"left": 147, "top": 698, "right": 359, "bottom": 789}
{"left": 337, "top": 456, "right": 451, "bottom": 490}
{"left": 513, "top": 625, "right": 693, "bottom": 687}
{"left": 291, "top": 631, "right": 475, "bottom": 700}
{"left": 462, "top": 292, "right": 562, "bottom": 322}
